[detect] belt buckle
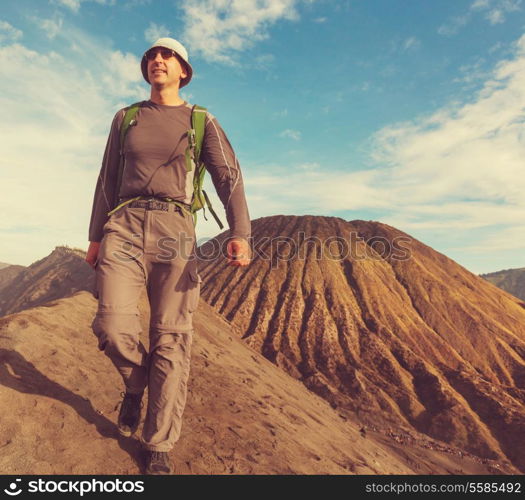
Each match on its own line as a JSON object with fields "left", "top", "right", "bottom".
{"left": 146, "top": 198, "right": 157, "bottom": 210}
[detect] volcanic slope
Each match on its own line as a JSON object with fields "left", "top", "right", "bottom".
{"left": 0, "top": 246, "right": 93, "bottom": 317}
{"left": 1, "top": 291, "right": 509, "bottom": 474}
{"left": 197, "top": 215, "right": 525, "bottom": 471}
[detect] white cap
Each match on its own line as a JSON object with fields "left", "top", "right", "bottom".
{"left": 141, "top": 37, "right": 193, "bottom": 88}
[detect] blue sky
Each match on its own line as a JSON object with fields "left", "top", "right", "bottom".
{"left": 1, "top": 0, "right": 524, "bottom": 274}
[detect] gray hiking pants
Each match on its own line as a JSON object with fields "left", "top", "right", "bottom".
{"left": 91, "top": 200, "right": 201, "bottom": 452}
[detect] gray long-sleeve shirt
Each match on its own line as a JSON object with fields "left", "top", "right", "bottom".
{"left": 88, "top": 100, "right": 251, "bottom": 243}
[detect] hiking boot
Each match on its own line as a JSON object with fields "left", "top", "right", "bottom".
{"left": 116, "top": 390, "right": 144, "bottom": 437}
{"left": 144, "top": 450, "right": 173, "bottom": 475}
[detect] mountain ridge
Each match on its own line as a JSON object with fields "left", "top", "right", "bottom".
{"left": 481, "top": 267, "right": 525, "bottom": 301}
{"left": 0, "top": 246, "right": 93, "bottom": 317}
{"left": 197, "top": 215, "right": 525, "bottom": 471}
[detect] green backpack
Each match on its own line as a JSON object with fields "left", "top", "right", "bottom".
{"left": 107, "top": 101, "right": 224, "bottom": 229}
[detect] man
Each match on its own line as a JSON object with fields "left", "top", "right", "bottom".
{"left": 85, "top": 37, "right": 251, "bottom": 475}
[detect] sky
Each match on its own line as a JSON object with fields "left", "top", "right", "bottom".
{"left": 0, "top": 0, "right": 524, "bottom": 274}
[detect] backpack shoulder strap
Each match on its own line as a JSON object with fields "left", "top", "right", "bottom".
{"left": 112, "top": 102, "right": 142, "bottom": 210}
{"left": 189, "top": 104, "right": 224, "bottom": 229}
{"left": 119, "top": 101, "right": 142, "bottom": 152}
{"left": 191, "top": 104, "right": 207, "bottom": 163}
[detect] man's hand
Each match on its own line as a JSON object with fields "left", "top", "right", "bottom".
{"left": 226, "top": 238, "right": 251, "bottom": 267}
{"left": 86, "top": 241, "right": 101, "bottom": 269}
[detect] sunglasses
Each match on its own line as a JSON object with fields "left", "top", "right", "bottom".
{"left": 145, "top": 48, "right": 177, "bottom": 61}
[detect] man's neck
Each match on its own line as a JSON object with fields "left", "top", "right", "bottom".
{"left": 150, "top": 86, "right": 184, "bottom": 106}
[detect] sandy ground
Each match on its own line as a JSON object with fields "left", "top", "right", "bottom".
{"left": 0, "top": 291, "right": 516, "bottom": 475}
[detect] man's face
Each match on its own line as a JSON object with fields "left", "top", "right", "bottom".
{"left": 146, "top": 47, "right": 187, "bottom": 88}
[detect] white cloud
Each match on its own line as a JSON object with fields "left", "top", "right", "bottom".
{"left": 462, "top": 225, "right": 525, "bottom": 252}
{"left": 0, "top": 20, "right": 23, "bottom": 42}
{"left": 125, "top": 0, "right": 152, "bottom": 7}
{"left": 489, "top": 41, "right": 504, "bottom": 53}
{"left": 454, "top": 57, "right": 490, "bottom": 86}
{"left": 297, "top": 162, "right": 320, "bottom": 170}
{"left": 0, "top": 25, "right": 146, "bottom": 265}
{"left": 253, "top": 53, "right": 275, "bottom": 69}
{"left": 402, "top": 36, "right": 420, "bottom": 51}
{"left": 144, "top": 22, "right": 170, "bottom": 42}
{"left": 35, "top": 16, "right": 64, "bottom": 39}
{"left": 53, "top": 0, "right": 115, "bottom": 13}
{"left": 279, "top": 128, "right": 301, "bottom": 140}
{"left": 388, "top": 36, "right": 421, "bottom": 53}
{"left": 243, "top": 33, "right": 525, "bottom": 258}
{"left": 471, "top": 0, "right": 491, "bottom": 9}
{"left": 180, "top": 0, "right": 308, "bottom": 64}
{"left": 54, "top": 0, "right": 81, "bottom": 11}
{"left": 480, "top": 0, "right": 522, "bottom": 18}
{"left": 101, "top": 50, "right": 144, "bottom": 98}
{"left": 487, "top": 9, "right": 505, "bottom": 23}
{"left": 437, "top": 15, "right": 469, "bottom": 36}
{"left": 474, "top": 0, "right": 522, "bottom": 24}
{"left": 439, "top": 0, "right": 522, "bottom": 35}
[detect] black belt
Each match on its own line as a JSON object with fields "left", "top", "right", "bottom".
{"left": 123, "top": 197, "right": 191, "bottom": 213}
{"left": 129, "top": 199, "right": 171, "bottom": 211}
{"left": 107, "top": 196, "right": 192, "bottom": 217}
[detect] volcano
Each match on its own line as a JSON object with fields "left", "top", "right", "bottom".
{"left": 197, "top": 215, "right": 525, "bottom": 471}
